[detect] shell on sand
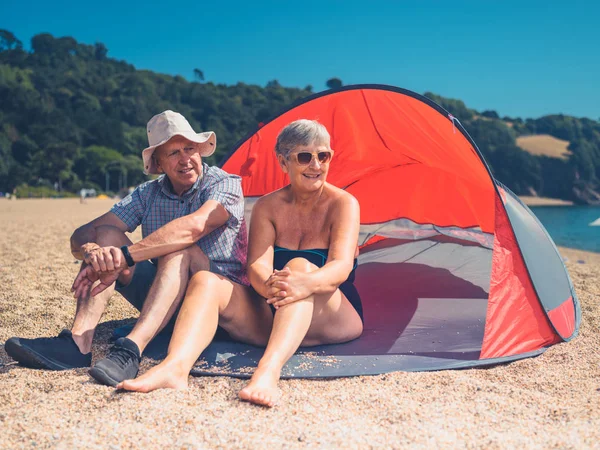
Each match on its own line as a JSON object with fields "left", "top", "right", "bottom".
{"left": 1, "top": 198, "right": 599, "bottom": 449}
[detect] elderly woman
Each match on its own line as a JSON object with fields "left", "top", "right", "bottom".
{"left": 238, "top": 119, "right": 363, "bottom": 406}
{"left": 119, "top": 119, "right": 363, "bottom": 407}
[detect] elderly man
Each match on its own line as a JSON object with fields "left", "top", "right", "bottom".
{"left": 5, "top": 110, "right": 252, "bottom": 386}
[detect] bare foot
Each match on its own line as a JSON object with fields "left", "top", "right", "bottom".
{"left": 238, "top": 365, "right": 281, "bottom": 407}
{"left": 116, "top": 361, "right": 188, "bottom": 393}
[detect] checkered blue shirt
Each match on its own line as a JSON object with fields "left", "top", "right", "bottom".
{"left": 110, "top": 163, "right": 249, "bottom": 286}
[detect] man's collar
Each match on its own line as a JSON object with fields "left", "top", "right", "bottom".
{"left": 196, "top": 162, "right": 210, "bottom": 192}
{"left": 159, "top": 165, "right": 205, "bottom": 198}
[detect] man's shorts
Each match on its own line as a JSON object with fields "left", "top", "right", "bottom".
{"left": 114, "top": 260, "right": 227, "bottom": 311}
{"left": 115, "top": 259, "right": 234, "bottom": 340}
{"left": 114, "top": 260, "right": 157, "bottom": 311}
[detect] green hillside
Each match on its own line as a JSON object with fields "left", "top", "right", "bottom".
{"left": 423, "top": 96, "right": 600, "bottom": 204}
{"left": 1, "top": 30, "right": 599, "bottom": 204}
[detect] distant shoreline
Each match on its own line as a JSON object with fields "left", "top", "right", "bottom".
{"left": 518, "top": 196, "right": 574, "bottom": 206}
{"left": 3, "top": 195, "right": 578, "bottom": 207}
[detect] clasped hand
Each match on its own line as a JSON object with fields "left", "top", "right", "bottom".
{"left": 265, "top": 268, "right": 313, "bottom": 309}
{"left": 82, "top": 244, "right": 127, "bottom": 273}
{"left": 71, "top": 244, "right": 130, "bottom": 300}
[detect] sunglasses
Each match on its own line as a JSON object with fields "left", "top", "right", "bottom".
{"left": 288, "top": 151, "right": 333, "bottom": 166}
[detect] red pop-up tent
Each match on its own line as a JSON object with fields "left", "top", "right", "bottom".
{"left": 188, "top": 85, "right": 580, "bottom": 377}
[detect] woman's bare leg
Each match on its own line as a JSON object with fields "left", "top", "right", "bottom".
{"left": 117, "top": 271, "right": 272, "bottom": 393}
{"left": 239, "top": 258, "right": 363, "bottom": 407}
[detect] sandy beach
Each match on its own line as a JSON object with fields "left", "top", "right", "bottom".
{"left": 0, "top": 198, "right": 598, "bottom": 449}
{"left": 519, "top": 196, "right": 574, "bottom": 206}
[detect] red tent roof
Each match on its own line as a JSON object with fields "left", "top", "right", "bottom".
{"left": 223, "top": 87, "right": 496, "bottom": 232}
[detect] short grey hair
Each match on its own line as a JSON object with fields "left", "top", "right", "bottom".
{"left": 275, "top": 119, "right": 331, "bottom": 158}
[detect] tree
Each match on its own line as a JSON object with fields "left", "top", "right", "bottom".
{"left": 11, "top": 135, "right": 39, "bottom": 166}
{"left": 424, "top": 92, "right": 475, "bottom": 122}
{"left": 94, "top": 43, "right": 108, "bottom": 60}
{"left": 487, "top": 145, "right": 542, "bottom": 195}
{"left": 568, "top": 139, "right": 597, "bottom": 181}
{"left": 0, "top": 29, "right": 22, "bottom": 51}
{"left": 326, "top": 78, "right": 343, "bottom": 89}
{"left": 73, "top": 145, "right": 123, "bottom": 188}
{"left": 1, "top": 30, "right": 598, "bottom": 203}
{"left": 481, "top": 110, "right": 499, "bottom": 119}
{"left": 0, "top": 132, "right": 12, "bottom": 190}
{"left": 193, "top": 68, "right": 204, "bottom": 81}
{"left": 31, "top": 33, "right": 56, "bottom": 54}
{"left": 30, "top": 142, "right": 79, "bottom": 191}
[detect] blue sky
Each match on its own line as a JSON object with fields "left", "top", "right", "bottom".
{"left": 2, "top": 0, "right": 598, "bottom": 119}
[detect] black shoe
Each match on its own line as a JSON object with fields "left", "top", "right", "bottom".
{"left": 4, "top": 329, "right": 92, "bottom": 370}
{"left": 89, "top": 338, "right": 141, "bottom": 386}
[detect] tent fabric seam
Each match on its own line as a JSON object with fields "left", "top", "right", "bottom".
{"left": 497, "top": 182, "right": 580, "bottom": 341}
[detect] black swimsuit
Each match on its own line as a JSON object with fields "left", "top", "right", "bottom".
{"left": 272, "top": 246, "right": 363, "bottom": 322}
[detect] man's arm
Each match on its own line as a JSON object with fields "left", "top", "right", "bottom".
{"left": 70, "top": 212, "right": 130, "bottom": 260}
{"left": 71, "top": 200, "right": 231, "bottom": 298}
{"left": 125, "top": 199, "right": 230, "bottom": 263}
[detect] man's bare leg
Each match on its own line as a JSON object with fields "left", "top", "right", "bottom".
{"left": 88, "top": 245, "right": 210, "bottom": 386}
{"left": 239, "top": 258, "right": 363, "bottom": 407}
{"left": 71, "top": 225, "right": 134, "bottom": 354}
{"left": 117, "top": 271, "right": 273, "bottom": 393}
{"left": 125, "top": 245, "right": 210, "bottom": 354}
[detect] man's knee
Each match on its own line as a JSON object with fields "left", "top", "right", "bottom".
{"left": 157, "top": 247, "right": 189, "bottom": 265}
{"left": 157, "top": 245, "right": 209, "bottom": 273}
{"left": 95, "top": 225, "right": 129, "bottom": 246}
{"left": 284, "top": 257, "right": 318, "bottom": 273}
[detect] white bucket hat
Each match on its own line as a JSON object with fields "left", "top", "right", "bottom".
{"left": 141, "top": 110, "right": 216, "bottom": 175}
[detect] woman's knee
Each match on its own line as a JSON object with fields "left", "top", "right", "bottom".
{"left": 178, "top": 271, "right": 224, "bottom": 311}
{"left": 284, "top": 257, "right": 318, "bottom": 273}
{"left": 188, "top": 270, "right": 222, "bottom": 292}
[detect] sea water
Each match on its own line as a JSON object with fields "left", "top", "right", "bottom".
{"left": 529, "top": 205, "right": 600, "bottom": 253}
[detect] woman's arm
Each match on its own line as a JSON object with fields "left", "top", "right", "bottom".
{"left": 247, "top": 197, "right": 278, "bottom": 299}
{"left": 307, "top": 193, "right": 360, "bottom": 293}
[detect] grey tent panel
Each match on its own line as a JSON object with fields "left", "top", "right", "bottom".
{"left": 143, "top": 333, "right": 546, "bottom": 378}
{"left": 190, "top": 347, "right": 549, "bottom": 378}
{"left": 501, "top": 187, "right": 578, "bottom": 339}
{"left": 143, "top": 293, "right": 488, "bottom": 377}
{"left": 359, "top": 239, "right": 492, "bottom": 293}
{"left": 139, "top": 239, "right": 493, "bottom": 377}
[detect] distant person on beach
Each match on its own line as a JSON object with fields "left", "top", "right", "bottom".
{"left": 117, "top": 119, "right": 363, "bottom": 407}
{"left": 5, "top": 110, "right": 263, "bottom": 387}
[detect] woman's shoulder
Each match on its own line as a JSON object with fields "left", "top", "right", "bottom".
{"left": 325, "top": 183, "right": 359, "bottom": 209}
{"left": 253, "top": 187, "right": 289, "bottom": 213}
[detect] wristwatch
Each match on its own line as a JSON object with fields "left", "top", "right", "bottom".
{"left": 120, "top": 245, "right": 136, "bottom": 267}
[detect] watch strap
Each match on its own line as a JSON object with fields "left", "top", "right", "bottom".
{"left": 120, "top": 245, "right": 135, "bottom": 267}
